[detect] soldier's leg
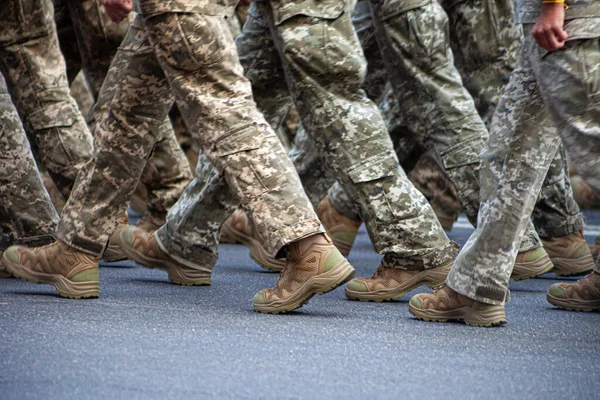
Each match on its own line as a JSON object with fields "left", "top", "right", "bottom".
{"left": 0, "top": 0, "right": 93, "bottom": 199}
{"left": 541, "top": 32, "right": 600, "bottom": 311}
{"left": 259, "top": 0, "right": 456, "bottom": 270}
{"left": 136, "top": 8, "right": 355, "bottom": 313}
{"left": 444, "top": 32, "right": 563, "bottom": 307}
{"left": 56, "top": 16, "right": 174, "bottom": 255}
{"left": 0, "top": 75, "right": 59, "bottom": 255}
{"left": 532, "top": 147, "right": 585, "bottom": 238}
{"left": 441, "top": 0, "right": 521, "bottom": 126}
{"left": 91, "top": 20, "right": 193, "bottom": 228}
{"left": 64, "top": 0, "right": 131, "bottom": 99}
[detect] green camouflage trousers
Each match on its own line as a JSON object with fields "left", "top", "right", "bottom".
{"left": 0, "top": 75, "right": 59, "bottom": 251}
{"left": 59, "top": 8, "right": 323, "bottom": 264}
{"left": 0, "top": 0, "right": 93, "bottom": 199}
{"left": 447, "top": 23, "right": 600, "bottom": 305}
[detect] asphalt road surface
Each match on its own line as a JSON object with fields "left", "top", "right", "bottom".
{"left": 1, "top": 211, "right": 599, "bottom": 399}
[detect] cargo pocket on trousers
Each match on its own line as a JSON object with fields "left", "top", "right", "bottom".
{"left": 28, "top": 101, "right": 77, "bottom": 131}
{"left": 272, "top": 0, "right": 346, "bottom": 26}
{"left": 346, "top": 151, "right": 417, "bottom": 222}
{"left": 207, "top": 132, "right": 282, "bottom": 200}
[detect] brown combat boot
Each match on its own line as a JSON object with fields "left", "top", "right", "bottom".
{"left": 2, "top": 241, "right": 99, "bottom": 298}
{"left": 316, "top": 195, "right": 362, "bottom": 257}
{"left": 541, "top": 231, "right": 595, "bottom": 277}
{"left": 220, "top": 209, "right": 285, "bottom": 272}
{"left": 119, "top": 226, "right": 212, "bottom": 285}
{"left": 511, "top": 247, "right": 554, "bottom": 281}
{"left": 253, "top": 235, "right": 356, "bottom": 314}
{"left": 547, "top": 271, "right": 600, "bottom": 312}
{"left": 345, "top": 262, "right": 452, "bottom": 302}
{"left": 409, "top": 285, "right": 507, "bottom": 327}
{"left": 0, "top": 250, "right": 10, "bottom": 278}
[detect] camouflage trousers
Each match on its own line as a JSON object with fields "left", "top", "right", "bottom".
{"left": 53, "top": 0, "right": 132, "bottom": 101}
{"left": 0, "top": 0, "right": 93, "bottom": 199}
{"left": 0, "top": 75, "right": 59, "bottom": 251}
{"left": 53, "top": 0, "right": 193, "bottom": 219}
{"left": 322, "top": 0, "right": 583, "bottom": 245}
{"left": 447, "top": 26, "right": 600, "bottom": 305}
{"left": 170, "top": 0, "right": 456, "bottom": 270}
{"left": 58, "top": 9, "right": 323, "bottom": 263}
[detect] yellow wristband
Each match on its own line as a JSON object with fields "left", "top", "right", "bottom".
{"left": 542, "top": 0, "right": 569, "bottom": 9}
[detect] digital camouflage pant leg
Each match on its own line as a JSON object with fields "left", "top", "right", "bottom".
{"left": 327, "top": 0, "right": 542, "bottom": 251}
{"left": 0, "top": 0, "right": 93, "bottom": 199}
{"left": 0, "top": 75, "right": 59, "bottom": 251}
{"left": 53, "top": 0, "right": 132, "bottom": 99}
{"left": 255, "top": 0, "right": 456, "bottom": 269}
{"left": 441, "top": 0, "right": 585, "bottom": 239}
{"left": 175, "top": 0, "right": 455, "bottom": 269}
{"left": 91, "top": 16, "right": 193, "bottom": 221}
{"left": 53, "top": 2, "right": 193, "bottom": 221}
{"left": 60, "top": 9, "right": 323, "bottom": 262}
{"left": 447, "top": 26, "right": 600, "bottom": 304}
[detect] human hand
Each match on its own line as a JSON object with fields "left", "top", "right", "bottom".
{"left": 102, "top": 0, "right": 133, "bottom": 23}
{"left": 532, "top": 3, "right": 568, "bottom": 51}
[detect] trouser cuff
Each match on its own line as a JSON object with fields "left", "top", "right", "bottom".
{"left": 0, "top": 233, "right": 56, "bottom": 251}
{"left": 534, "top": 213, "right": 586, "bottom": 238}
{"left": 381, "top": 241, "right": 459, "bottom": 270}
{"left": 155, "top": 230, "right": 218, "bottom": 272}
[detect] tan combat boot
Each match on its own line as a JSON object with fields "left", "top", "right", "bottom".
{"left": 220, "top": 209, "right": 285, "bottom": 272}
{"left": 541, "top": 231, "right": 595, "bottom": 277}
{"left": 2, "top": 241, "right": 99, "bottom": 298}
{"left": 0, "top": 250, "right": 10, "bottom": 278}
{"left": 547, "top": 271, "right": 600, "bottom": 312}
{"left": 316, "top": 195, "right": 362, "bottom": 257}
{"left": 345, "top": 262, "right": 452, "bottom": 302}
{"left": 119, "top": 226, "right": 212, "bottom": 285}
{"left": 253, "top": 235, "right": 356, "bottom": 314}
{"left": 511, "top": 247, "right": 554, "bottom": 281}
{"left": 409, "top": 285, "right": 507, "bottom": 327}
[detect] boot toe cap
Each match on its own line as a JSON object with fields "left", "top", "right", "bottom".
{"left": 548, "top": 283, "right": 567, "bottom": 299}
{"left": 346, "top": 279, "right": 368, "bottom": 293}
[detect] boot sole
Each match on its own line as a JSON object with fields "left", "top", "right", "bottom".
{"left": 254, "top": 260, "right": 356, "bottom": 314}
{"left": 221, "top": 223, "right": 285, "bottom": 272}
{"left": 408, "top": 303, "right": 507, "bottom": 327}
{"left": 120, "top": 234, "right": 211, "bottom": 286}
{"left": 345, "top": 263, "right": 452, "bottom": 302}
{"left": 546, "top": 293, "right": 600, "bottom": 312}
{"left": 2, "top": 255, "right": 99, "bottom": 299}
{"left": 511, "top": 254, "right": 553, "bottom": 281}
{"left": 551, "top": 255, "right": 595, "bottom": 277}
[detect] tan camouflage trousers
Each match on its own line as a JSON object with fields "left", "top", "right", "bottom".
{"left": 0, "top": 0, "right": 93, "bottom": 199}
{"left": 447, "top": 28, "right": 600, "bottom": 305}
{"left": 0, "top": 75, "right": 59, "bottom": 250}
{"left": 59, "top": 10, "right": 323, "bottom": 261}
{"left": 179, "top": 0, "right": 456, "bottom": 270}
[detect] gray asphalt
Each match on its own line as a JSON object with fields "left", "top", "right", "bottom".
{"left": 1, "top": 212, "right": 599, "bottom": 399}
